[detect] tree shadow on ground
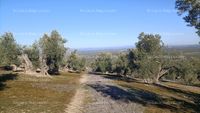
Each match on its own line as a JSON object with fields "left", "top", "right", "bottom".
{"left": 101, "top": 74, "right": 200, "bottom": 108}
{"left": 88, "top": 83, "right": 200, "bottom": 113}
{"left": 153, "top": 83, "right": 200, "bottom": 106}
{"left": 0, "top": 73, "right": 18, "bottom": 90}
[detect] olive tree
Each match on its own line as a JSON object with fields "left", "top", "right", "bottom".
{"left": 67, "top": 50, "right": 86, "bottom": 72}
{"left": 92, "top": 53, "right": 113, "bottom": 73}
{"left": 130, "top": 32, "right": 200, "bottom": 84}
{"left": 39, "top": 30, "right": 67, "bottom": 74}
{"left": 168, "top": 57, "right": 200, "bottom": 84}
{"left": 0, "top": 32, "right": 21, "bottom": 67}
{"left": 112, "top": 53, "right": 130, "bottom": 76}
{"left": 130, "top": 32, "right": 167, "bottom": 83}
{"left": 23, "top": 42, "right": 40, "bottom": 69}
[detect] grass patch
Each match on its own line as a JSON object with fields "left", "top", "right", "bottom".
{"left": 110, "top": 76, "right": 200, "bottom": 113}
{"left": 0, "top": 71, "right": 81, "bottom": 113}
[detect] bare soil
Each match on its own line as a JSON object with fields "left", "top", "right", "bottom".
{"left": 65, "top": 74, "right": 144, "bottom": 113}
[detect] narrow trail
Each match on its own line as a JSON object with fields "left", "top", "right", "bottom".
{"left": 65, "top": 74, "right": 144, "bottom": 113}
{"left": 64, "top": 74, "right": 88, "bottom": 113}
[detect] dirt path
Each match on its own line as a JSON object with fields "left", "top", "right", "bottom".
{"left": 65, "top": 74, "right": 144, "bottom": 113}
{"left": 64, "top": 74, "right": 88, "bottom": 113}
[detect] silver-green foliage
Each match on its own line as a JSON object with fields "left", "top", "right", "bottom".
{"left": 67, "top": 50, "right": 86, "bottom": 72}
{"left": 0, "top": 32, "right": 21, "bottom": 66}
{"left": 92, "top": 53, "right": 113, "bottom": 73}
{"left": 39, "top": 30, "right": 67, "bottom": 74}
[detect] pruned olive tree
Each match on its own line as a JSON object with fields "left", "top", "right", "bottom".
{"left": 129, "top": 32, "right": 168, "bottom": 83}
{"left": 39, "top": 30, "right": 67, "bottom": 75}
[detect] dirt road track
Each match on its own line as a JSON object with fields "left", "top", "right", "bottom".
{"left": 65, "top": 74, "right": 144, "bottom": 113}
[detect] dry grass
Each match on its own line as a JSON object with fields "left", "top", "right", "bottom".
{"left": 110, "top": 76, "right": 200, "bottom": 113}
{"left": 0, "top": 71, "right": 81, "bottom": 113}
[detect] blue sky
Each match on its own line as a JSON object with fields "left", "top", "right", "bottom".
{"left": 0, "top": 0, "right": 199, "bottom": 49}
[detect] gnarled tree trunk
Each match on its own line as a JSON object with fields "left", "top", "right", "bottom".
{"left": 155, "top": 64, "right": 170, "bottom": 83}
{"left": 39, "top": 54, "right": 50, "bottom": 76}
{"left": 18, "top": 54, "right": 34, "bottom": 73}
{"left": 21, "top": 54, "right": 34, "bottom": 73}
{"left": 18, "top": 53, "right": 51, "bottom": 77}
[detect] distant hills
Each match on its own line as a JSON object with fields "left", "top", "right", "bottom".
{"left": 166, "top": 44, "right": 200, "bottom": 52}
{"left": 74, "top": 46, "right": 133, "bottom": 56}
{"left": 71, "top": 45, "right": 200, "bottom": 56}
